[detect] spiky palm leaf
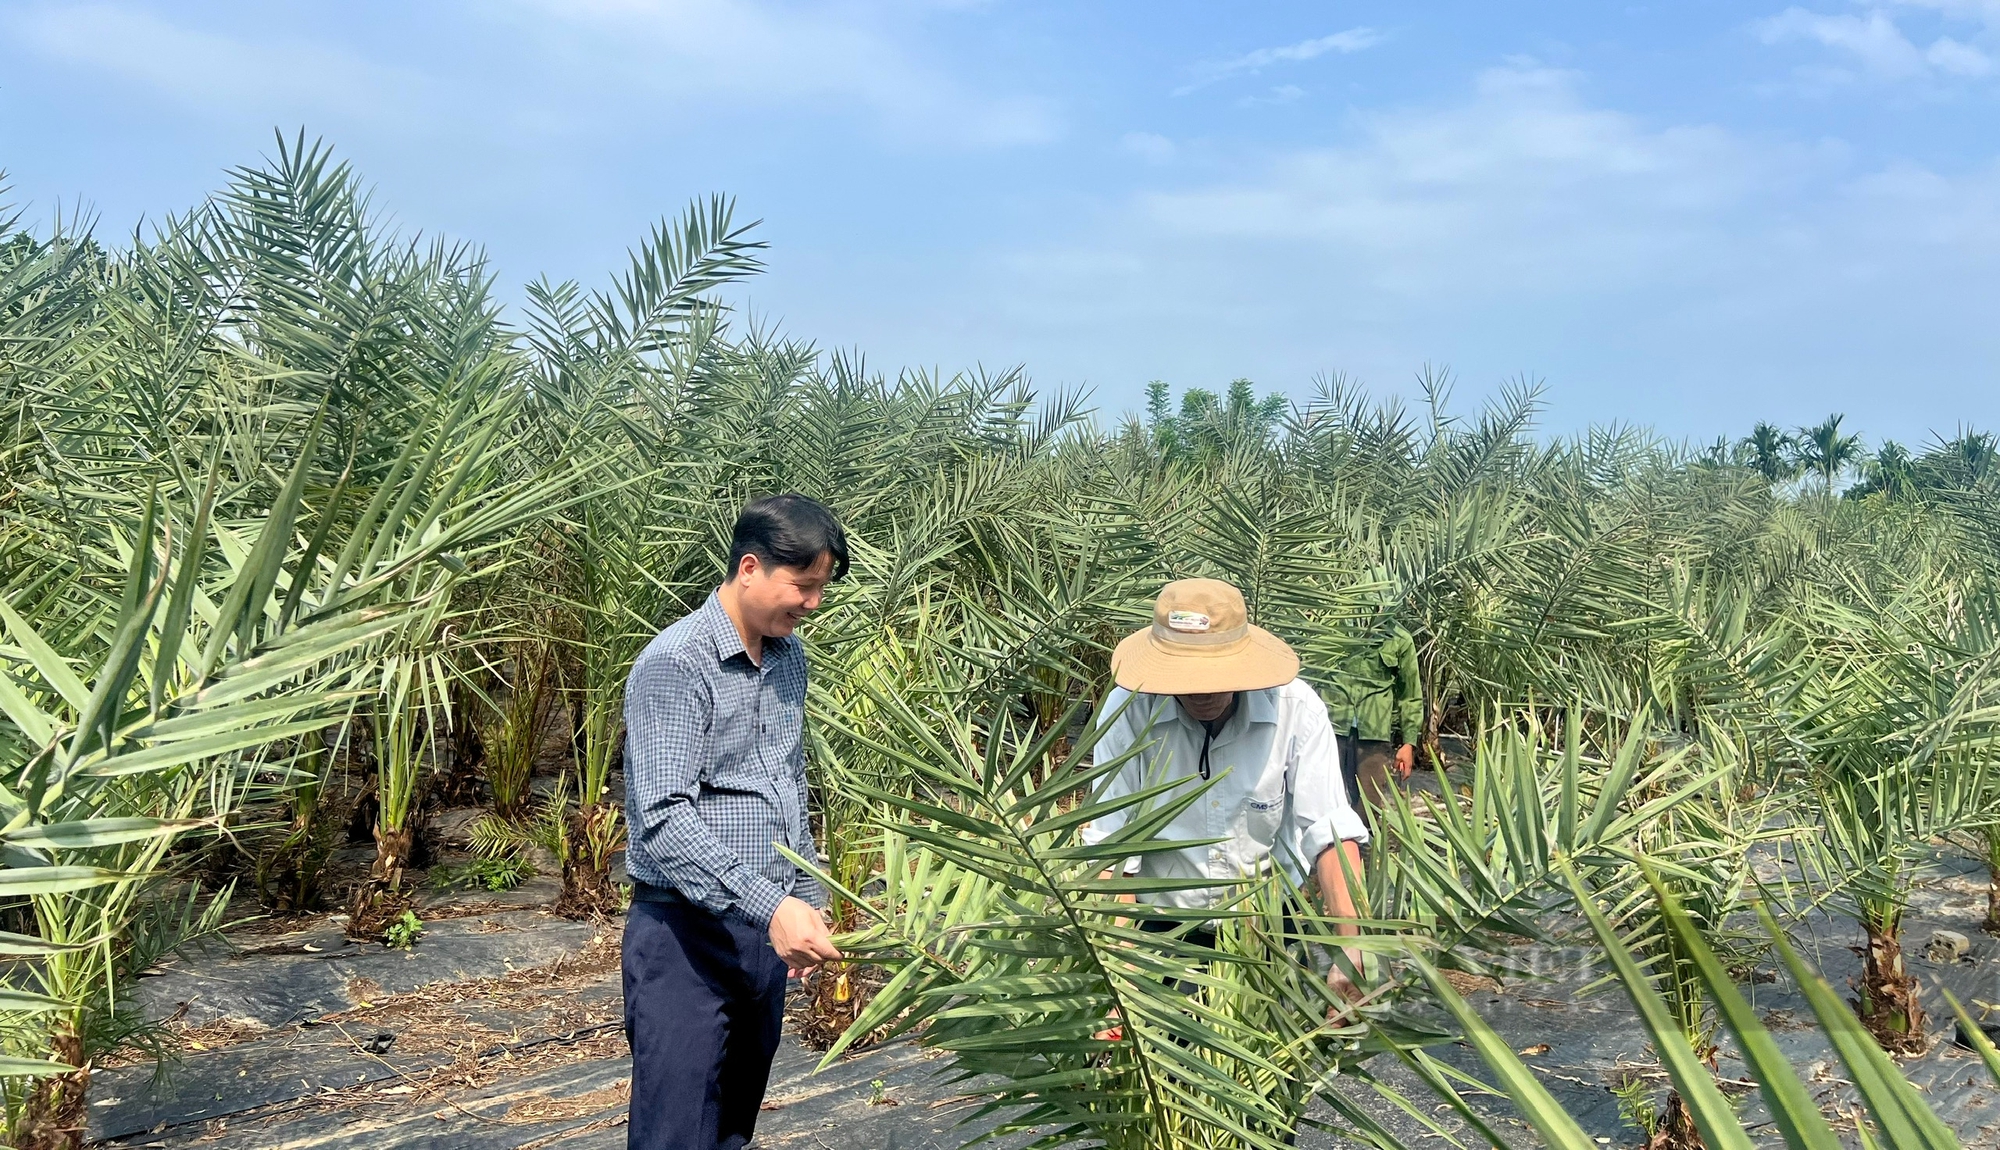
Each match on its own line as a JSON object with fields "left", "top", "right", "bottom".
{"left": 792, "top": 685, "right": 1459, "bottom": 1150}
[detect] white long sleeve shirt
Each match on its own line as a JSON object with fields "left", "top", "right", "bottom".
{"left": 1079, "top": 679, "right": 1369, "bottom": 911}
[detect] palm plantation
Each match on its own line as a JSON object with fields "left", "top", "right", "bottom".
{"left": 5, "top": 141, "right": 2000, "bottom": 1148}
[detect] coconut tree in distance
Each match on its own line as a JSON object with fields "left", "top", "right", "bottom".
{"left": 1849, "top": 440, "right": 1917, "bottom": 501}
{"left": 1793, "top": 413, "right": 1865, "bottom": 495}
{"left": 1740, "top": 421, "right": 1797, "bottom": 485}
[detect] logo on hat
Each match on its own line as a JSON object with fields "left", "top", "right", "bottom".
{"left": 1166, "top": 610, "right": 1211, "bottom": 633}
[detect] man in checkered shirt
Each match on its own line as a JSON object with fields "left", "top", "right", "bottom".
{"left": 621, "top": 494, "right": 846, "bottom": 1150}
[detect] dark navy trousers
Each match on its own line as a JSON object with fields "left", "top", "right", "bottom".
{"left": 624, "top": 892, "right": 788, "bottom": 1150}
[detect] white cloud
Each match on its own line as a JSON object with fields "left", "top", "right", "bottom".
{"left": 1927, "top": 35, "right": 1996, "bottom": 73}
{"left": 1135, "top": 65, "right": 1778, "bottom": 293}
{"left": 1120, "top": 132, "right": 1177, "bottom": 164}
{"left": 1884, "top": 0, "right": 2000, "bottom": 25}
{"left": 1756, "top": 6, "right": 1994, "bottom": 82}
{"left": 7, "top": 2, "right": 437, "bottom": 127}
{"left": 1238, "top": 85, "right": 1307, "bottom": 109}
{"left": 975, "top": 63, "right": 2000, "bottom": 433}
{"left": 1178, "top": 28, "right": 1384, "bottom": 94}
{"left": 1756, "top": 9, "right": 1917, "bottom": 77}
{"left": 1841, "top": 159, "right": 2000, "bottom": 248}
{"left": 500, "top": 0, "right": 1060, "bottom": 148}
{"left": 10, "top": 0, "right": 1058, "bottom": 152}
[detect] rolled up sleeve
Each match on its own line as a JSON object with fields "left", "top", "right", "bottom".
{"left": 1290, "top": 691, "right": 1370, "bottom": 867}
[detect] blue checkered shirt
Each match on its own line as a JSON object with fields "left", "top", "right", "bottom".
{"left": 622, "top": 592, "right": 825, "bottom": 927}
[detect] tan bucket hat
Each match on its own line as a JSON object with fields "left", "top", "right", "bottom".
{"left": 1111, "top": 578, "right": 1300, "bottom": 695}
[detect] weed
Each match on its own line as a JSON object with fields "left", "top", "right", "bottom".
{"left": 430, "top": 856, "right": 535, "bottom": 893}
{"left": 1610, "top": 1072, "right": 1659, "bottom": 1139}
{"left": 384, "top": 911, "right": 426, "bottom": 950}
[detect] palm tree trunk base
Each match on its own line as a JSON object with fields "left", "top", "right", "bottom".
{"left": 346, "top": 826, "right": 416, "bottom": 941}
{"left": 14, "top": 1033, "right": 88, "bottom": 1150}
{"left": 1644, "top": 1090, "right": 1704, "bottom": 1150}
{"left": 555, "top": 858, "right": 620, "bottom": 920}
{"left": 794, "top": 959, "right": 887, "bottom": 1053}
{"left": 259, "top": 793, "right": 346, "bottom": 913}
{"left": 795, "top": 901, "right": 880, "bottom": 1053}
{"left": 554, "top": 805, "right": 624, "bottom": 920}
{"left": 1855, "top": 927, "right": 1927, "bottom": 1054}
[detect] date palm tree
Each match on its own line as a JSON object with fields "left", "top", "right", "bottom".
{"left": 516, "top": 197, "right": 767, "bottom": 915}
{"left": 802, "top": 686, "right": 1433, "bottom": 1149}
{"left": 1444, "top": 861, "right": 2000, "bottom": 1150}
{"left": 0, "top": 437, "right": 557, "bottom": 1144}
{"left": 1787, "top": 579, "right": 2000, "bottom": 1051}
{"left": 0, "top": 138, "right": 582, "bottom": 1144}
{"left": 14, "top": 132, "right": 2000, "bottom": 1149}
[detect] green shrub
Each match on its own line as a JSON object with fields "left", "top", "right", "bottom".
{"left": 429, "top": 857, "right": 535, "bottom": 894}
{"left": 383, "top": 911, "right": 425, "bottom": 950}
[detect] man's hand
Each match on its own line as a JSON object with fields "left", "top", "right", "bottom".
{"left": 1326, "top": 946, "right": 1364, "bottom": 1021}
{"left": 1394, "top": 743, "right": 1416, "bottom": 779}
{"left": 769, "top": 896, "right": 842, "bottom": 978}
{"left": 1316, "top": 843, "right": 1367, "bottom": 1022}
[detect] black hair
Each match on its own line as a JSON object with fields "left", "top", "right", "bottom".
{"left": 727, "top": 494, "right": 849, "bottom": 582}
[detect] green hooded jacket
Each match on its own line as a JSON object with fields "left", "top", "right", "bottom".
{"left": 1325, "top": 626, "right": 1423, "bottom": 744}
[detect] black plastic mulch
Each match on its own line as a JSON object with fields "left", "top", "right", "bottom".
{"left": 86, "top": 863, "right": 2000, "bottom": 1149}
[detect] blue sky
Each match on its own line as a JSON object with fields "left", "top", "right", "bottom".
{"left": 3, "top": 1, "right": 1997, "bottom": 446}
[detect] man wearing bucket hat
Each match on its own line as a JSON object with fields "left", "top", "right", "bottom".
{"left": 1081, "top": 577, "right": 1370, "bottom": 1001}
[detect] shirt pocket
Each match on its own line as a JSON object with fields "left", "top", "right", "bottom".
{"left": 770, "top": 695, "right": 805, "bottom": 741}
{"left": 1243, "top": 766, "right": 1289, "bottom": 844}
{"left": 707, "top": 710, "right": 762, "bottom": 789}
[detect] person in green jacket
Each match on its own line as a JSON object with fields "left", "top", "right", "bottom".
{"left": 1326, "top": 624, "right": 1423, "bottom": 810}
